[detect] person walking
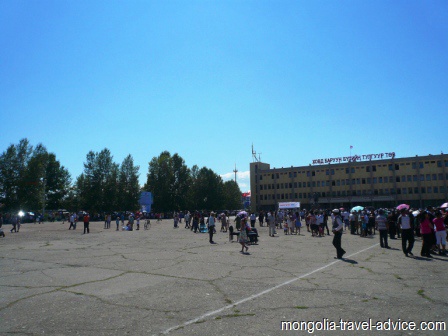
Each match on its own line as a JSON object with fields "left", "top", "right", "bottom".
{"left": 83, "top": 213, "right": 90, "bottom": 234}
{"left": 238, "top": 218, "right": 250, "bottom": 253}
{"left": 397, "top": 209, "right": 414, "bottom": 257}
{"left": 376, "top": 209, "right": 390, "bottom": 248}
{"left": 69, "top": 213, "right": 75, "bottom": 230}
{"left": 10, "top": 215, "right": 18, "bottom": 233}
{"left": 331, "top": 209, "right": 345, "bottom": 259}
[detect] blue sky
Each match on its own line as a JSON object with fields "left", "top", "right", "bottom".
{"left": 1, "top": 0, "right": 447, "bottom": 192}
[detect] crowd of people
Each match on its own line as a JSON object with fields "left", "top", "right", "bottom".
{"left": 2, "top": 206, "right": 447, "bottom": 261}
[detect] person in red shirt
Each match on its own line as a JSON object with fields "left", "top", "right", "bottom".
{"left": 83, "top": 213, "right": 90, "bottom": 234}
{"left": 433, "top": 211, "right": 446, "bottom": 256}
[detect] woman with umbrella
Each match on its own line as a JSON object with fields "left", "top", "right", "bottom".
{"left": 238, "top": 217, "right": 250, "bottom": 253}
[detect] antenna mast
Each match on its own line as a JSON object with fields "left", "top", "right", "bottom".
{"left": 233, "top": 164, "right": 238, "bottom": 183}
{"left": 252, "top": 144, "right": 261, "bottom": 162}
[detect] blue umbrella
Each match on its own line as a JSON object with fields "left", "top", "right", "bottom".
{"left": 351, "top": 206, "right": 364, "bottom": 212}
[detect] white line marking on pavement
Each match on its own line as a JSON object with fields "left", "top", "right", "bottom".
{"left": 161, "top": 243, "right": 380, "bottom": 334}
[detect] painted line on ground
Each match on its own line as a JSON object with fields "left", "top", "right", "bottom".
{"left": 161, "top": 242, "right": 380, "bottom": 335}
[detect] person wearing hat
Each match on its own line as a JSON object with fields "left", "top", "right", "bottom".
{"left": 331, "top": 209, "right": 345, "bottom": 259}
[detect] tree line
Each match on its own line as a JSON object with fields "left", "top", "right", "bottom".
{"left": 0, "top": 139, "right": 242, "bottom": 214}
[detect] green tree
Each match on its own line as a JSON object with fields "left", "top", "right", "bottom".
{"left": 192, "top": 167, "right": 223, "bottom": 210}
{"left": 118, "top": 154, "right": 140, "bottom": 211}
{"left": 144, "top": 151, "right": 191, "bottom": 212}
{"left": 222, "top": 180, "right": 242, "bottom": 210}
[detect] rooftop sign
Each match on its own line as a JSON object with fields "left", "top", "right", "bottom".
{"left": 312, "top": 152, "right": 396, "bottom": 165}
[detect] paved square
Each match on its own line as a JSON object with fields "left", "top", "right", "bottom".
{"left": 1, "top": 219, "right": 447, "bottom": 335}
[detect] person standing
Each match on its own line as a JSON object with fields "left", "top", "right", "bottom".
{"left": 397, "top": 209, "right": 414, "bottom": 257}
{"left": 220, "top": 212, "right": 227, "bottom": 232}
{"left": 207, "top": 212, "right": 216, "bottom": 244}
{"left": 341, "top": 209, "right": 350, "bottom": 231}
{"left": 83, "top": 213, "right": 90, "bottom": 234}
{"left": 267, "top": 211, "right": 276, "bottom": 237}
{"left": 258, "top": 211, "right": 265, "bottom": 227}
{"left": 376, "top": 209, "right": 390, "bottom": 248}
{"left": 331, "top": 209, "right": 345, "bottom": 259}
{"left": 116, "top": 216, "right": 120, "bottom": 231}
{"left": 433, "top": 211, "right": 446, "bottom": 256}
{"left": 250, "top": 212, "right": 256, "bottom": 228}
{"left": 419, "top": 212, "right": 433, "bottom": 258}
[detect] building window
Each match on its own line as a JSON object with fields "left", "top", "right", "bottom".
{"left": 379, "top": 189, "right": 383, "bottom": 195}
{"left": 391, "top": 188, "right": 396, "bottom": 195}
{"left": 295, "top": 193, "right": 298, "bottom": 198}
{"left": 441, "top": 186, "right": 446, "bottom": 193}
{"left": 432, "top": 174, "right": 437, "bottom": 180}
{"left": 427, "top": 187, "right": 432, "bottom": 193}
{"left": 408, "top": 188, "right": 413, "bottom": 194}
{"left": 326, "top": 169, "right": 329, "bottom": 175}
{"left": 317, "top": 181, "right": 320, "bottom": 187}
{"left": 312, "top": 181, "right": 316, "bottom": 187}
{"left": 420, "top": 175, "right": 424, "bottom": 181}
{"left": 325, "top": 181, "right": 330, "bottom": 186}
{"left": 356, "top": 178, "right": 360, "bottom": 184}
{"left": 307, "top": 182, "right": 311, "bottom": 187}
{"left": 281, "top": 194, "right": 284, "bottom": 200}
{"left": 395, "top": 164, "right": 399, "bottom": 170}
{"left": 396, "top": 176, "right": 400, "bottom": 182}
{"left": 336, "top": 180, "right": 340, "bottom": 186}
{"left": 373, "top": 177, "right": 377, "bottom": 184}
{"left": 373, "top": 165, "right": 377, "bottom": 171}
{"left": 412, "top": 162, "right": 417, "bottom": 169}
{"left": 260, "top": 185, "right": 263, "bottom": 190}
{"left": 332, "top": 181, "right": 336, "bottom": 186}
{"left": 385, "top": 188, "right": 389, "bottom": 195}
{"left": 307, "top": 171, "right": 310, "bottom": 177}
{"left": 294, "top": 172, "right": 297, "bottom": 177}
{"left": 426, "top": 174, "right": 431, "bottom": 181}
{"left": 346, "top": 168, "right": 350, "bottom": 174}
{"left": 388, "top": 164, "right": 393, "bottom": 171}
{"left": 413, "top": 175, "right": 418, "bottom": 181}
{"left": 434, "top": 187, "right": 439, "bottom": 193}
{"left": 407, "top": 175, "right": 412, "bottom": 182}
{"left": 379, "top": 177, "right": 383, "bottom": 183}
{"left": 312, "top": 171, "right": 316, "bottom": 176}
{"left": 366, "top": 166, "right": 370, "bottom": 172}
{"left": 367, "top": 178, "right": 371, "bottom": 184}
{"left": 421, "top": 187, "right": 426, "bottom": 194}
{"left": 272, "top": 174, "right": 275, "bottom": 179}
{"left": 414, "top": 187, "right": 419, "bottom": 194}
{"left": 289, "top": 172, "right": 292, "bottom": 178}
{"left": 342, "top": 190, "right": 346, "bottom": 196}
{"left": 294, "top": 182, "right": 297, "bottom": 188}
{"left": 419, "top": 162, "right": 424, "bottom": 169}
{"left": 384, "top": 177, "right": 388, "bottom": 183}
{"left": 439, "top": 173, "right": 443, "bottom": 180}
{"left": 260, "top": 175, "right": 263, "bottom": 180}
{"left": 437, "top": 161, "right": 442, "bottom": 167}
{"left": 299, "top": 193, "right": 302, "bottom": 198}
{"left": 362, "top": 178, "right": 366, "bottom": 184}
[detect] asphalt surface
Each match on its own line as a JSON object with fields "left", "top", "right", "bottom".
{"left": 1, "top": 219, "right": 447, "bottom": 335}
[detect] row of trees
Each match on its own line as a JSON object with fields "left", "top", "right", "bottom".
{"left": 0, "top": 140, "right": 243, "bottom": 214}
{"left": 144, "top": 151, "right": 242, "bottom": 212}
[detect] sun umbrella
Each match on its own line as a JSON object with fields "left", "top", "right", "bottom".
{"left": 439, "top": 202, "right": 448, "bottom": 209}
{"left": 412, "top": 210, "right": 420, "bottom": 216}
{"left": 351, "top": 206, "right": 364, "bottom": 212}
{"left": 237, "top": 211, "right": 248, "bottom": 218}
{"left": 396, "top": 204, "right": 410, "bottom": 211}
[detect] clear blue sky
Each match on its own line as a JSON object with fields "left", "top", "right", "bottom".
{"left": 1, "top": 1, "right": 447, "bottom": 192}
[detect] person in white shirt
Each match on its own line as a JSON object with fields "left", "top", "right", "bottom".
{"left": 332, "top": 209, "right": 346, "bottom": 259}
{"left": 398, "top": 209, "right": 414, "bottom": 257}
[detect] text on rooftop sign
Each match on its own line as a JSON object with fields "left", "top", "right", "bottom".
{"left": 312, "top": 152, "right": 396, "bottom": 165}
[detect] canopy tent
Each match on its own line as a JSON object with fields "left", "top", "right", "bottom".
{"left": 278, "top": 202, "right": 301, "bottom": 209}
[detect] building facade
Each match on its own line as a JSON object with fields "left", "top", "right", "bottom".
{"left": 250, "top": 153, "right": 448, "bottom": 211}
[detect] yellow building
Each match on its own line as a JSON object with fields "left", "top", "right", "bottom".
{"left": 250, "top": 153, "right": 448, "bottom": 211}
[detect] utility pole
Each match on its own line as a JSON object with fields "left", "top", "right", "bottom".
{"left": 233, "top": 164, "right": 238, "bottom": 183}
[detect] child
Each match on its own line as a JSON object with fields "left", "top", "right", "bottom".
{"left": 295, "top": 212, "right": 302, "bottom": 235}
